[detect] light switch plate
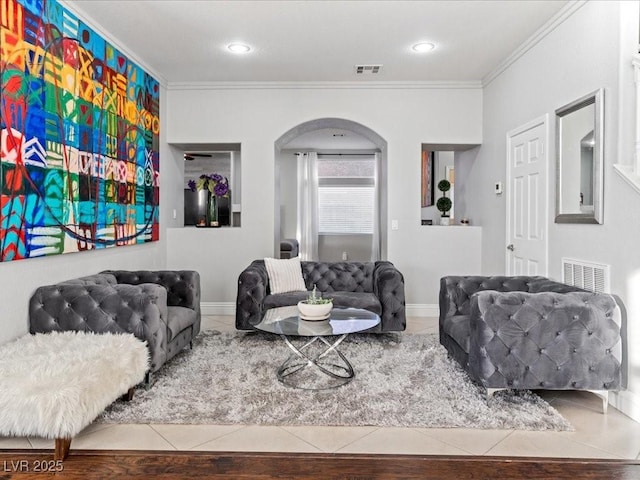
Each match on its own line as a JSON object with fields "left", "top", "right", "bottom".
{"left": 391, "top": 220, "right": 399, "bottom": 230}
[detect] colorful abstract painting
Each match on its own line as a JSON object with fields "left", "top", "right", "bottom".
{"left": 0, "top": 0, "right": 160, "bottom": 262}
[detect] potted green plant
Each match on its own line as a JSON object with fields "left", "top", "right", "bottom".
{"left": 436, "top": 179, "right": 452, "bottom": 226}
{"left": 297, "top": 285, "right": 333, "bottom": 320}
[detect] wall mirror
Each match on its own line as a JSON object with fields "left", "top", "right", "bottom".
{"left": 555, "top": 89, "right": 604, "bottom": 224}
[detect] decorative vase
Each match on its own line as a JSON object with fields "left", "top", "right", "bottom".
{"left": 440, "top": 216, "right": 450, "bottom": 226}
{"left": 206, "top": 193, "right": 219, "bottom": 226}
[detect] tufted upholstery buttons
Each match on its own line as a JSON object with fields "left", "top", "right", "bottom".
{"left": 103, "top": 270, "right": 201, "bottom": 311}
{"left": 236, "top": 260, "right": 405, "bottom": 332}
{"left": 29, "top": 270, "right": 201, "bottom": 374}
{"left": 441, "top": 275, "right": 622, "bottom": 394}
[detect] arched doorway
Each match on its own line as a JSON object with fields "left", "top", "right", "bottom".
{"left": 274, "top": 118, "right": 388, "bottom": 260}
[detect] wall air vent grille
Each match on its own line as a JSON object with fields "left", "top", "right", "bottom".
{"left": 355, "top": 64, "right": 383, "bottom": 75}
{"left": 562, "top": 258, "right": 610, "bottom": 293}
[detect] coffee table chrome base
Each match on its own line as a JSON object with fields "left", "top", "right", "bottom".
{"left": 277, "top": 334, "right": 354, "bottom": 390}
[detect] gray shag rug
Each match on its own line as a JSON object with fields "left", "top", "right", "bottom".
{"left": 98, "top": 331, "right": 572, "bottom": 431}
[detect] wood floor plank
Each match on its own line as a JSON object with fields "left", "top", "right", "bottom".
{"left": 1, "top": 450, "right": 639, "bottom": 479}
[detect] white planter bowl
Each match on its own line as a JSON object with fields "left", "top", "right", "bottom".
{"left": 297, "top": 301, "right": 333, "bottom": 320}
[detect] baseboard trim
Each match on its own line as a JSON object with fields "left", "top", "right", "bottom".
{"left": 406, "top": 304, "right": 439, "bottom": 318}
{"left": 201, "top": 302, "right": 235, "bottom": 316}
{"left": 610, "top": 390, "right": 640, "bottom": 423}
{"left": 201, "top": 302, "right": 439, "bottom": 318}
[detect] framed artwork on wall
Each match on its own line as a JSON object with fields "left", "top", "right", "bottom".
{"left": 0, "top": 0, "right": 160, "bottom": 262}
{"left": 421, "top": 150, "right": 434, "bottom": 207}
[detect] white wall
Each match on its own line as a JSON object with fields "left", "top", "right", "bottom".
{"left": 468, "top": 1, "right": 640, "bottom": 421}
{"left": 165, "top": 85, "right": 483, "bottom": 309}
{"left": 0, "top": 85, "right": 178, "bottom": 345}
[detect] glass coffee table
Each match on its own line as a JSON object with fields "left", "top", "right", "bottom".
{"left": 254, "top": 306, "right": 381, "bottom": 390}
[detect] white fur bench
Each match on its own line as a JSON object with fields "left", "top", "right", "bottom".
{"left": 0, "top": 331, "right": 148, "bottom": 460}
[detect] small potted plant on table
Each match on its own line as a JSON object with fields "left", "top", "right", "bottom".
{"left": 297, "top": 285, "right": 333, "bottom": 321}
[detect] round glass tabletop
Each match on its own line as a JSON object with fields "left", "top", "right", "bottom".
{"left": 254, "top": 306, "right": 381, "bottom": 337}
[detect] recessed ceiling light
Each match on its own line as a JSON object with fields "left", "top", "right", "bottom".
{"left": 227, "top": 43, "right": 251, "bottom": 54}
{"left": 412, "top": 42, "right": 435, "bottom": 53}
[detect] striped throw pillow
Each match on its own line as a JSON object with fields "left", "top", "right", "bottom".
{"left": 264, "top": 257, "right": 307, "bottom": 294}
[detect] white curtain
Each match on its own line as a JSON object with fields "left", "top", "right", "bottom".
{"left": 296, "top": 152, "right": 319, "bottom": 261}
{"left": 371, "top": 152, "right": 381, "bottom": 261}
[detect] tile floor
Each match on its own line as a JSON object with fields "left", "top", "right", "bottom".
{"left": 2, "top": 316, "right": 639, "bottom": 459}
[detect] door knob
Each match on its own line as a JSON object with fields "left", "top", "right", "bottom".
{"left": 507, "top": 244, "right": 514, "bottom": 251}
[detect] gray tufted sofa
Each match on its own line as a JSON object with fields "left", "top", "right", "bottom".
{"left": 236, "top": 260, "right": 406, "bottom": 332}
{"left": 29, "top": 270, "right": 201, "bottom": 375}
{"left": 440, "top": 275, "right": 623, "bottom": 410}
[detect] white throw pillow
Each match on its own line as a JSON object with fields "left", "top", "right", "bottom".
{"left": 264, "top": 257, "right": 307, "bottom": 294}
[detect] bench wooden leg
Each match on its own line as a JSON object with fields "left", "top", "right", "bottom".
{"left": 120, "top": 387, "right": 135, "bottom": 402}
{"left": 54, "top": 438, "right": 71, "bottom": 460}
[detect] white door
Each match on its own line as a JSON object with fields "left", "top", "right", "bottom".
{"left": 506, "top": 116, "right": 548, "bottom": 276}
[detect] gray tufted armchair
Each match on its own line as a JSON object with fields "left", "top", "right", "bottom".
{"left": 236, "top": 260, "right": 406, "bottom": 332}
{"left": 439, "top": 275, "right": 624, "bottom": 411}
{"left": 29, "top": 270, "right": 201, "bottom": 375}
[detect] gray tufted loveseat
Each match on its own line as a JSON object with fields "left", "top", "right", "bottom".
{"left": 29, "top": 270, "right": 201, "bottom": 376}
{"left": 440, "top": 275, "right": 623, "bottom": 410}
{"left": 236, "top": 260, "right": 406, "bottom": 332}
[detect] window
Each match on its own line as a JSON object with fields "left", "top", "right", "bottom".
{"left": 317, "top": 156, "right": 376, "bottom": 234}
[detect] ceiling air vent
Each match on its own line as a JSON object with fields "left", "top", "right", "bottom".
{"left": 355, "top": 64, "right": 383, "bottom": 75}
{"left": 562, "top": 258, "right": 610, "bottom": 293}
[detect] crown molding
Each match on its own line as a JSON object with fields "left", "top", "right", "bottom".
{"left": 166, "top": 80, "right": 482, "bottom": 91}
{"left": 482, "top": 0, "right": 588, "bottom": 87}
{"left": 60, "top": 0, "right": 168, "bottom": 87}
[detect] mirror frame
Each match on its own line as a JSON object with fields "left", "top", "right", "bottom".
{"left": 555, "top": 88, "right": 604, "bottom": 224}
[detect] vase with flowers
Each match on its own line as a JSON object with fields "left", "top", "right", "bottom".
{"left": 188, "top": 173, "right": 229, "bottom": 227}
